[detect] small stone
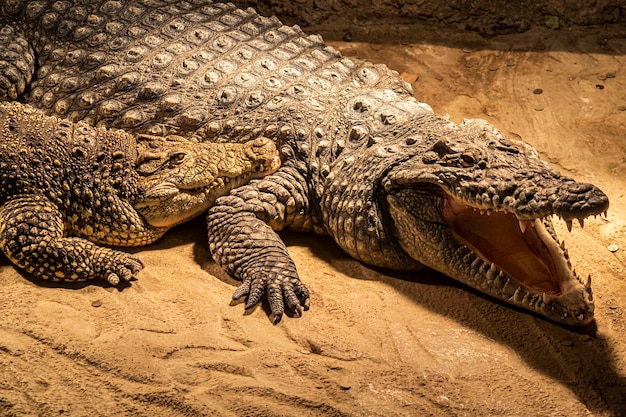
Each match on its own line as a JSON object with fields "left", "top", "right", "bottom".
{"left": 342, "top": 31, "right": 352, "bottom": 42}
{"left": 532, "top": 88, "right": 543, "bottom": 95}
{"left": 617, "top": 106, "right": 626, "bottom": 111}
{"left": 579, "top": 334, "right": 591, "bottom": 342}
{"left": 561, "top": 339, "right": 574, "bottom": 347}
{"left": 598, "top": 74, "right": 607, "bottom": 81}
{"left": 308, "top": 340, "right": 323, "bottom": 354}
{"left": 534, "top": 106, "right": 544, "bottom": 111}
{"left": 91, "top": 299, "right": 103, "bottom": 308}
{"left": 596, "top": 84, "right": 605, "bottom": 90}
{"left": 606, "top": 72, "right": 616, "bottom": 79}
{"left": 544, "top": 15, "right": 560, "bottom": 30}
{"left": 608, "top": 244, "right": 619, "bottom": 253}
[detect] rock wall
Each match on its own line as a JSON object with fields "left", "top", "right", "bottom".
{"left": 235, "top": 0, "right": 624, "bottom": 39}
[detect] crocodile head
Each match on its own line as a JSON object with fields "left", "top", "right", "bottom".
{"left": 134, "top": 135, "right": 280, "bottom": 227}
{"left": 323, "top": 116, "right": 608, "bottom": 326}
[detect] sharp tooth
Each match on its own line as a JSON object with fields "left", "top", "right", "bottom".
{"left": 560, "top": 240, "right": 566, "bottom": 249}
{"left": 502, "top": 278, "right": 515, "bottom": 297}
{"left": 509, "top": 287, "right": 523, "bottom": 303}
{"left": 535, "top": 296, "right": 543, "bottom": 309}
{"left": 518, "top": 219, "right": 527, "bottom": 233}
{"left": 542, "top": 293, "right": 552, "bottom": 305}
{"left": 603, "top": 210, "right": 608, "bottom": 218}
{"left": 566, "top": 220, "right": 573, "bottom": 232}
{"left": 586, "top": 274, "right": 592, "bottom": 289}
{"left": 494, "top": 272, "right": 503, "bottom": 288}
{"left": 471, "top": 257, "right": 481, "bottom": 270}
{"left": 578, "top": 218, "right": 584, "bottom": 228}
{"left": 522, "top": 292, "right": 530, "bottom": 305}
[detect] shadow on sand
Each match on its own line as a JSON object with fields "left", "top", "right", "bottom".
{"left": 281, "top": 229, "right": 626, "bottom": 416}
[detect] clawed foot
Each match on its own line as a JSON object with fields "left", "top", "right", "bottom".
{"left": 100, "top": 252, "right": 144, "bottom": 285}
{"left": 232, "top": 272, "right": 310, "bottom": 324}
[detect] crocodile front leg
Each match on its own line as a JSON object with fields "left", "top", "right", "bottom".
{"left": 0, "top": 195, "right": 143, "bottom": 285}
{"left": 206, "top": 167, "right": 311, "bottom": 324}
{"left": 0, "top": 24, "right": 35, "bottom": 100}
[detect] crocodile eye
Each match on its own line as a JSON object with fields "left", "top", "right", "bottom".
{"left": 461, "top": 152, "right": 476, "bottom": 167}
{"left": 169, "top": 152, "right": 187, "bottom": 167}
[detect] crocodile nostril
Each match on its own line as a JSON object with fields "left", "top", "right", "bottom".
{"left": 431, "top": 139, "right": 454, "bottom": 157}
{"left": 422, "top": 151, "right": 438, "bottom": 164}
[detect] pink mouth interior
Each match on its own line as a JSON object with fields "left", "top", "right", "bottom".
{"left": 442, "top": 195, "right": 563, "bottom": 295}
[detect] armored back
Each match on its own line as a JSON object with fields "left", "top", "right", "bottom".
{"left": 3, "top": 1, "right": 422, "bottom": 152}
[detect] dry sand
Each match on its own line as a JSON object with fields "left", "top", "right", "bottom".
{"left": 1, "top": 23, "right": 626, "bottom": 417}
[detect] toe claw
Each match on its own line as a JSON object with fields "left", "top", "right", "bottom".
{"left": 270, "top": 312, "right": 283, "bottom": 325}
{"left": 293, "top": 303, "right": 303, "bottom": 318}
{"left": 129, "top": 258, "right": 144, "bottom": 274}
{"left": 119, "top": 268, "right": 133, "bottom": 282}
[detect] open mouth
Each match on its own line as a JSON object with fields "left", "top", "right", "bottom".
{"left": 441, "top": 191, "right": 599, "bottom": 305}
{"left": 384, "top": 166, "right": 608, "bottom": 324}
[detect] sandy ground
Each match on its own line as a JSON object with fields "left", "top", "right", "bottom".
{"left": 1, "top": 23, "right": 626, "bottom": 417}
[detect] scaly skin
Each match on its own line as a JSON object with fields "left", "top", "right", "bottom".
{"left": 0, "top": 1, "right": 609, "bottom": 325}
{"left": 0, "top": 101, "right": 279, "bottom": 285}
